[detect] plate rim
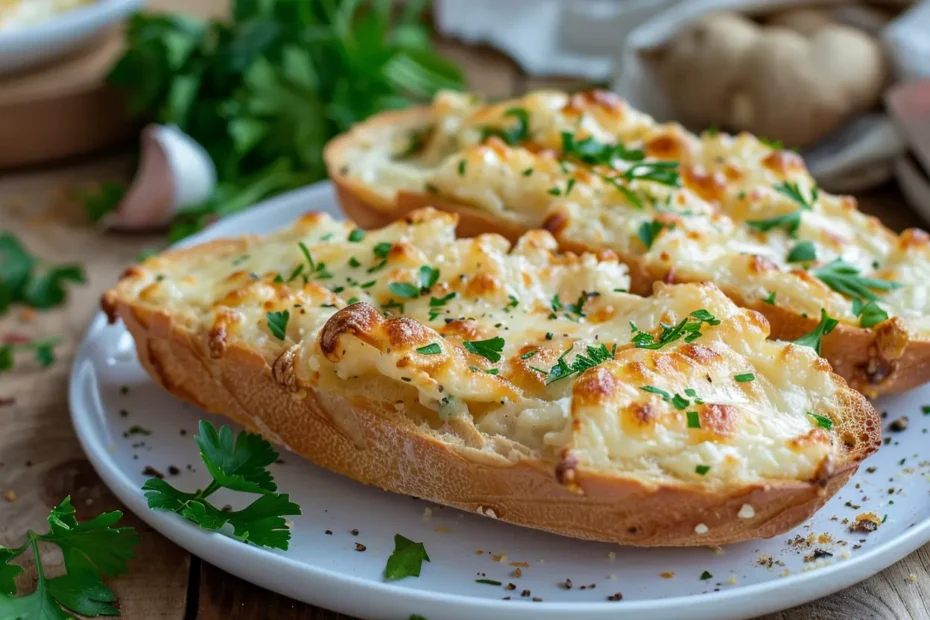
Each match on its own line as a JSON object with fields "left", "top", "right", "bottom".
{"left": 70, "top": 180, "right": 930, "bottom": 619}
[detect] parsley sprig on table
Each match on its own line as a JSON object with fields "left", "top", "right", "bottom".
{"left": 0, "top": 232, "right": 85, "bottom": 314}
{"left": 0, "top": 337, "right": 60, "bottom": 374}
{"left": 143, "top": 420, "right": 300, "bottom": 550}
{"left": 108, "top": 0, "right": 463, "bottom": 241}
{"left": 384, "top": 534, "right": 430, "bottom": 581}
{"left": 0, "top": 497, "right": 139, "bottom": 619}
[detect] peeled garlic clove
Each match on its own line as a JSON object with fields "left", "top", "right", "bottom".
{"left": 105, "top": 124, "right": 216, "bottom": 231}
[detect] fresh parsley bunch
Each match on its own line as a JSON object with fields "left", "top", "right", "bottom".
{"left": 143, "top": 420, "right": 300, "bottom": 550}
{"left": 0, "top": 497, "right": 139, "bottom": 619}
{"left": 107, "top": 0, "right": 463, "bottom": 241}
{"left": 0, "top": 232, "right": 85, "bottom": 315}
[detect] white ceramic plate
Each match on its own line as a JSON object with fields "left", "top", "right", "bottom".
{"left": 71, "top": 182, "right": 930, "bottom": 620}
{"left": 0, "top": 0, "right": 143, "bottom": 75}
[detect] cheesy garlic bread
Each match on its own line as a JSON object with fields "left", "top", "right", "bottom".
{"left": 103, "top": 208, "right": 879, "bottom": 546}
{"left": 325, "top": 90, "right": 930, "bottom": 397}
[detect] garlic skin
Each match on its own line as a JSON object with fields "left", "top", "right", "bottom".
{"left": 106, "top": 124, "right": 216, "bottom": 231}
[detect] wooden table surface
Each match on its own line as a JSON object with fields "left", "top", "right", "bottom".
{"left": 2, "top": 30, "right": 930, "bottom": 620}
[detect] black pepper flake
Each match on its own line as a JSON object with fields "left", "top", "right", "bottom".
{"left": 325, "top": 530, "right": 332, "bottom": 535}
{"left": 520, "top": 589, "right": 531, "bottom": 598}
{"left": 119, "top": 409, "right": 129, "bottom": 417}
{"left": 532, "top": 597, "right": 543, "bottom": 602}
{"left": 355, "top": 543, "right": 367, "bottom": 552}
{"left": 505, "top": 583, "right": 516, "bottom": 591}
{"left": 866, "top": 466, "right": 876, "bottom": 473}
{"left": 350, "top": 529, "right": 359, "bottom": 536}
{"left": 563, "top": 578, "right": 573, "bottom": 590}
{"left": 607, "top": 593, "right": 624, "bottom": 601}
{"left": 889, "top": 417, "right": 909, "bottom": 432}
{"left": 168, "top": 465, "right": 180, "bottom": 476}
{"left": 119, "top": 386, "right": 129, "bottom": 395}
{"left": 142, "top": 466, "right": 164, "bottom": 479}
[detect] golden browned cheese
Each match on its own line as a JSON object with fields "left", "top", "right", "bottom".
{"left": 109, "top": 208, "right": 877, "bottom": 492}
{"left": 335, "top": 90, "right": 930, "bottom": 339}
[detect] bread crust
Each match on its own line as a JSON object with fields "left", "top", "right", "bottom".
{"left": 112, "top": 296, "right": 863, "bottom": 547}
{"left": 324, "top": 109, "right": 930, "bottom": 397}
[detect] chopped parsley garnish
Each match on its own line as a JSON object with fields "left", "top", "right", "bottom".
{"left": 521, "top": 349, "right": 538, "bottom": 360}
{"left": 479, "top": 107, "right": 530, "bottom": 145}
{"left": 695, "top": 464, "right": 710, "bottom": 475}
{"left": 565, "top": 178, "right": 576, "bottom": 197}
{"left": 348, "top": 229, "right": 366, "bottom": 242}
{"left": 792, "top": 308, "right": 838, "bottom": 356}
{"left": 775, "top": 181, "right": 818, "bottom": 210}
{"left": 922, "top": 405, "right": 930, "bottom": 415}
{"left": 813, "top": 258, "right": 901, "bottom": 302}
{"left": 143, "top": 420, "right": 300, "bottom": 550}
{"left": 522, "top": 167, "right": 534, "bottom": 176}
{"left": 759, "top": 136, "right": 784, "bottom": 150}
{"left": 475, "top": 579, "right": 502, "bottom": 586}
{"left": 388, "top": 283, "right": 421, "bottom": 299}
{"left": 348, "top": 257, "right": 362, "bottom": 268}
{"left": 734, "top": 373, "right": 755, "bottom": 383}
{"left": 786, "top": 241, "right": 816, "bottom": 263}
{"left": 368, "top": 242, "right": 393, "bottom": 273}
{"left": 748, "top": 182, "right": 818, "bottom": 237}
{"left": 560, "top": 131, "right": 645, "bottom": 166}
{"left": 542, "top": 343, "right": 615, "bottom": 384}
{"left": 642, "top": 386, "right": 703, "bottom": 411}
{"left": 397, "top": 127, "right": 432, "bottom": 159}
{"left": 384, "top": 534, "right": 430, "bottom": 581}
{"left": 458, "top": 159, "right": 467, "bottom": 176}
{"left": 416, "top": 343, "right": 442, "bottom": 355}
{"left": 687, "top": 411, "right": 701, "bottom": 429}
{"left": 547, "top": 186, "right": 561, "bottom": 197}
{"left": 623, "top": 161, "right": 681, "bottom": 187}
{"left": 641, "top": 385, "right": 671, "bottom": 400}
{"left": 637, "top": 220, "right": 673, "bottom": 250}
{"left": 504, "top": 295, "right": 519, "bottom": 312}
{"left": 700, "top": 571, "right": 713, "bottom": 581}
{"left": 296, "top": 241, "right": 332, "bottom": 280}
{"left": 428, "top": 291, "right": 456, "bottom": 320}
{"left": 0, "top": 231, "right": 86, "bottom": 313}
{"left": 266, "top": 310, "right": 289, "bottom": 340}
{"left": 381, "top": 299, "right": 406, "bottom": 313}
{"left": 807, "top": 411, "right": 834, "bottom": 430}
{"left": 463, "top": 337, "right": 505, "bottom": 363}
{"left": 346, "top": 297, "right": 359, "bottom": 305}
{"left": 762, "top": 292, "right": 777, "bottom": 305}
{"left": 0, "top": 337, "right": 59, "bottom": 373}
{"left": 630, "top": 310, "right": 720, "bottom": 349}
{"left": 747, "top": 210, "right": 803, "bottom": 236}
{"left": 419, "top": 265, "right": 440, "bottom": 289}
{"left": 0, "top": 496, "right": 139, "bottom": 618}
{"left": 853, "top": 298, "right": 889, "bottom": 328}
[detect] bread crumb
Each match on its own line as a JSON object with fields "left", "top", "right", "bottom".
{"left": 738, "top": 504, "right": 755, "bottom": 519}
{"left": 708, "top": 545, "right": 724, "bottom": 555}
{"left": 659, "top": 572, "right": 675, "bottom": 579}
{"left": 694, "top": 523, "right": 709, "bottom": 535}
{"left": 509, "top": 561, "right": 529, "bottom": 568}
{"left": 608, "top": 551, "right": 616, "bottom": 561}
{"left": 908, "top": 573, "right": 917, "bottom": 583}
{"left": 841, "top": 551, "right": 851, "bottom": 560}
{"left": 728, "top": 576, "right": 737, "bottom": 585}
{"left": 422, "top": 507, "right": 432, "bottom": 520}
{"left": 435, "top": 526, "right": 450, "bottom": 534}
{"left": 608, "top": 574, "right": 618, "bottom": 580}
{"left": 512, "top": 568, "right": 522, "bottom": 578}
{"left": 781, "top": 569, "right": 791, "bottom": 577}
{"left": 3, "top": 490, "right": 16, "bottom": 503}
{"left": 492, "top": 553, "right": 508, "bottom": 563}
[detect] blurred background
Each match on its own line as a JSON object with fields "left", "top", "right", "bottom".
{"left": 1, "top": 0, "right": 929, "bottom": 240}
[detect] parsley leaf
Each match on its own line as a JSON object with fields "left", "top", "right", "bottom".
{"left": 0, "top": 232, "right": 85, "bottom": 314}
{"left": 747, "top": 210, "right": 803, "bottom": 236}
{"left": 560, "top": 131, "right": 644, "bottom": 166}
{"left": 0, "top": 497, "right": 138, "bottom": 618}
{"left": 416, "top": 343, "right": 442, "bottom": 355}
{"left": 480, "top": 107, "right": 530, "bottom": 145}
{"left": 348, "top": 229, "right": 366, "bottom": 242}
{"left": 623, "top": 161, "right": 681, "bottom": 187}
{"left": 734, "top": 373, "right": 755, "bottom": 383}
{"left": 695, "top": 464, "right": 710, "bottom": 475}
{"left": 266, "top": 310, "right": 289, "bottom": 340}
{"left": 142, "top": 420, "right": 300, "bottom": 550}
{"left": 807, "top": 411, "right": 834, "bottom": 430}
{"left": 543, "top": 343, "right": 615, "bottom": 384}
{"left": 464, "top": 337, "right": 505, "bottom": 363}
{"left": 775, "top": 181, "right": 818, "bottom": 210}
{"left": 854, "top": 299, "right": 889, "bottom": 328}
{"left": 0, "top": 337, "right": 60, "bottom": 374}
{"left": 388, "top": 282, "right": 420, "bottom": 299}
{"left": 419, "top": 265, "right": 440, "bottom": 289}
{"left": 384, "top": 534, "right": 430, "bottom": 581}
{"left": 762, "top": 292, "right": 777, "bottom": 305}
{"left": 813, "top": 258, "right": 902, "bottom": 302}
{"left": 793, "top": 308, "right": 838, "bottom": 356}
{"left": 687, "top": 411, "right": 701, "bottom": 429}
{"left": 786, "top": 241, "right": 816, "bottom": 263}
{"left": 630, "top": 310, "right": 720, "bottom": 349}
{"left": 637, "top": 220, "right": 673, "bottom": 250}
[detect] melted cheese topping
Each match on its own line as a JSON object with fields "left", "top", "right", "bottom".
{"left": 116, "top": 209, "right": 855, "bottom": 489}
{"left": 341, "top": 90, "right": 930, "bottom": 336}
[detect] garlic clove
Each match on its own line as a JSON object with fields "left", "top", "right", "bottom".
{"left": 105, "top": 124, "right": 216, "bottom": 231}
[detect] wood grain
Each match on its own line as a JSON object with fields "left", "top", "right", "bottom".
{"left": 1, "top": 18, "right": 929, "bottom": 620}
